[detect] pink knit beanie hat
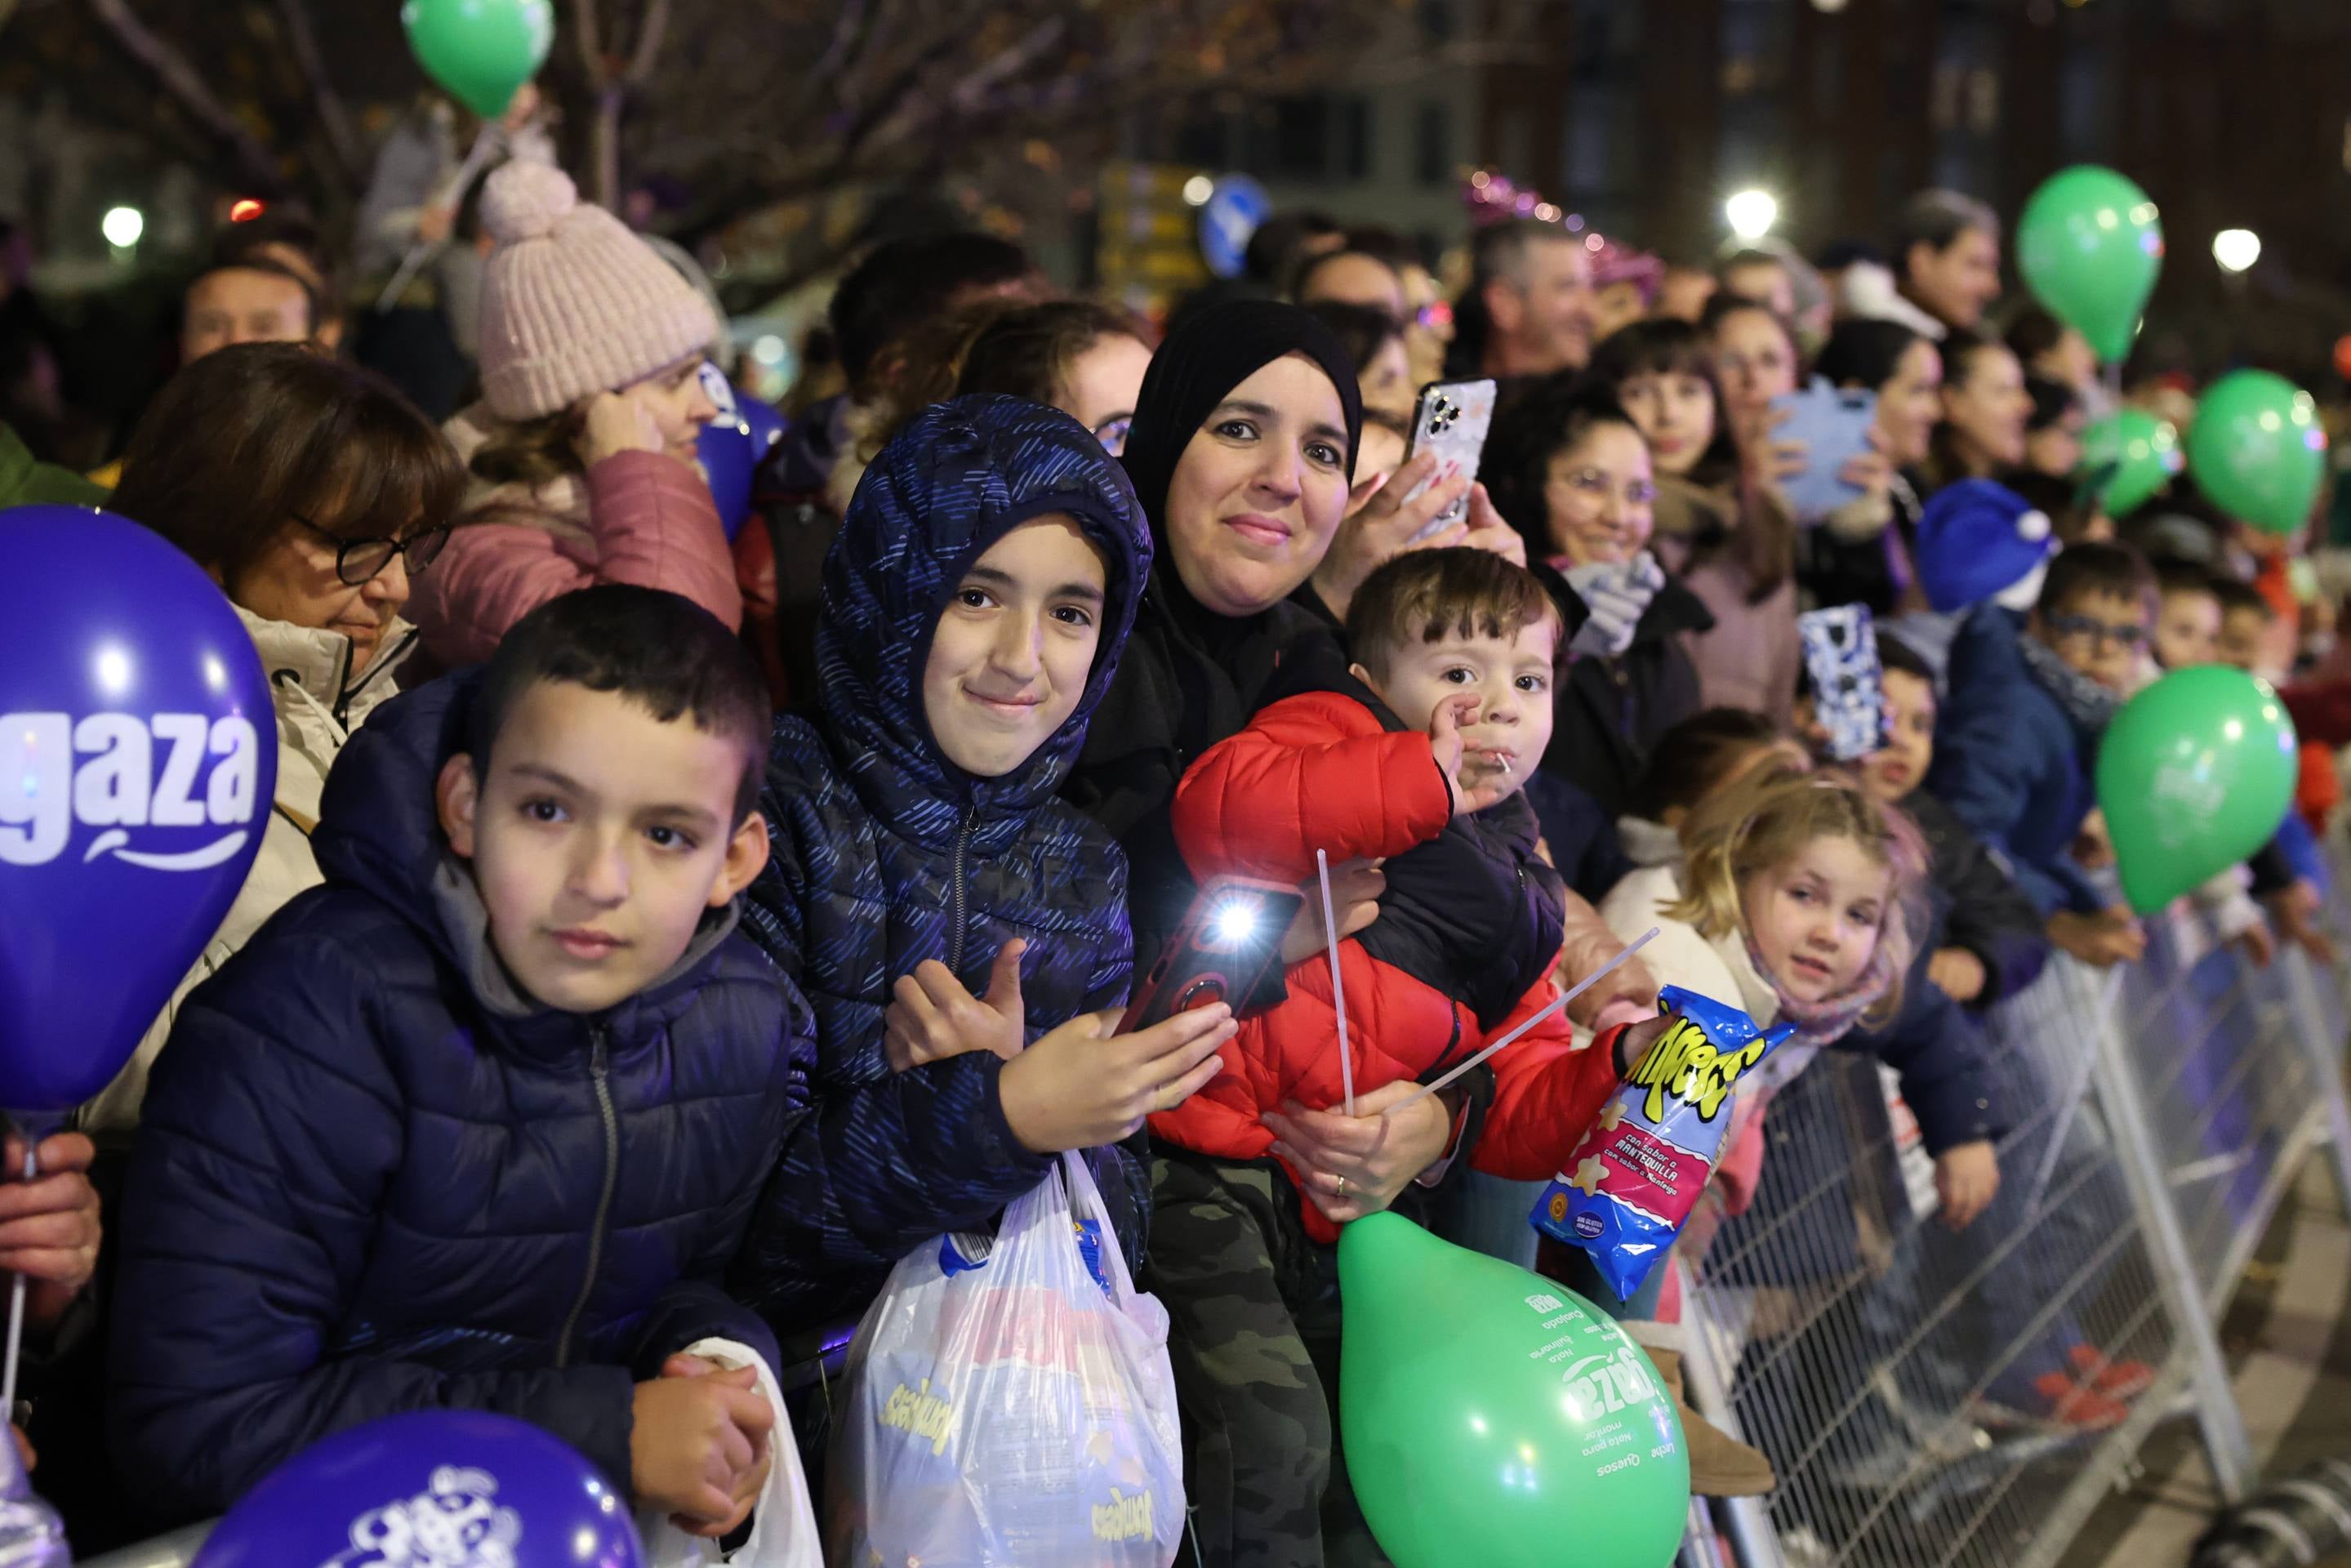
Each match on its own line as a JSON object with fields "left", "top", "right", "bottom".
{"left": 476, "top": 161, "right": 719, "bottom": 421}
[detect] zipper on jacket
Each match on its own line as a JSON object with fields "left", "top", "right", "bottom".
{"left": 335, "top": 626, "right": 415, "bottom": 728}
{"left": 554, "top": 1026, "right": 620, "bottom": 1368}
{"left": 946, "top": 804, "right": 977, "bottom": 972}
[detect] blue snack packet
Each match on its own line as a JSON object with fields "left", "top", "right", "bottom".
{"left": 1797, "top": 604, "right": 1886, "bottom": 762}
{"left": 1529, "top": 986, "right": 1797, "bottom": 1300}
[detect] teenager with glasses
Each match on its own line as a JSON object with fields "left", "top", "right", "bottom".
{"left": 1484, "top": 381, "right": 1714, "bottom": 817}
{"left": 93, "top": 341, "right": 464, "bottom": 1136}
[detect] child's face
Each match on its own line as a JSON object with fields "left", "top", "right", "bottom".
{"left": 1616, "top": 369, "right": 1716, "bottom": 477}
{"left": 1357, "top": 614, "right": 1561, "bottom": 804}
{"left": 437, "top": 682, "right": 768, "bottom": 1014}
{"left": 2033, "top": 589, "right": 2149, "bottom": 693}
{"left": 1859, "top": 668, "right": 1935, "bottom": 804}
{"left": 2154, "top": 589, "right": 2220, "bottom": 670}
{"left": 2216, "top": 606, "right": 2271, "bottom": 673}
{"left": 923, "top": 515, "right": 1107, "bottom": 778}
{"left": 1742, "top": 834, "right": 1891, "bottom": 1004}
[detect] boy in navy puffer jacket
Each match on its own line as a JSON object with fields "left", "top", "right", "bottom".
{"left": 113, "top": 587, "right": 1030, "bottom": 1530}
{"left": 732, "top": 394, "right": 1234, "bottom": 1334}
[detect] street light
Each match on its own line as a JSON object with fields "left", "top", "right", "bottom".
{"left": 100, "top": 206, "right": 145, "bottom": 249}
{"left": 1725, "top": 189, "right": 1779, "bottom": 240}
{"left": 1182, "top": 175, "right": 1214, "bottom": 207}
{"left": 2212, "top": 228, "right": 2261, "bottom": 274}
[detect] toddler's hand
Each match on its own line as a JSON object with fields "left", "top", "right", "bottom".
{"left": 1926, "top": 947, "right": 1988, "bottom": 1004}
{"left": 630, "top": 1365, "right": 773, "bottom": 1538}
{"left": 884, "top": 941, "right": 1026, "bottom": 1071}
{"left": 1000, "top": 1004, "right": 1236, "bottom": 1151}
{"left": 1429, "top": 695, "right": 1512, "bottom": 817}
{"left": 1934, "top": 1140, "right": 2000, "bottom": 1231}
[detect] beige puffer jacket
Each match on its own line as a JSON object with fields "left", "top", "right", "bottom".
{"left": 82, "top": 608, "right": 414, "bottom": 1138}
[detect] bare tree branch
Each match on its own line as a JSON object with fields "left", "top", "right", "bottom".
{"left": 87, "top": 0, "right": 284, "bottom": 194}
{"left": 569, "top": 0, "right": 603, "bottom": 78}
{"left": 622, "top": 0, "right": 668, "bottom": 85}
{"left": 272, "top": 0, "right": 364, "bottom": 185}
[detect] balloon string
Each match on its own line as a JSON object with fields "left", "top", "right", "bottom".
{"left": 0, "top": 1139, "right": 35, "bottom": 1421}
{"left": 1317, "top": 851, "right": 1356, "bottom": 1118}
{"left": 1382, "top": 928, "right": 1661, "bottom": 1117}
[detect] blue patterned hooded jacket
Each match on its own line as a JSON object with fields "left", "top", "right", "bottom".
{"left": 732, "top": 394, "right": 1154, "bottom": 1332}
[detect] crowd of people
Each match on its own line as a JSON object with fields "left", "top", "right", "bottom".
{"left": 4, "top": 111, "right": 2350, "bottom": 1568}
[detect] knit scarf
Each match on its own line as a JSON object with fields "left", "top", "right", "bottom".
{"left": 2017, "top": 633, "right": 2122, "bottom": 736}
{"left": 1743, "top": 934, "right": 1902, "bottom": 1053}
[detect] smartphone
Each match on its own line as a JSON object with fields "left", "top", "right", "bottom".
{"left": 1797, "top": 604, "right": 1886, "bottom": 762}
{"left": 1119, "top": 875, "right": 1307, "bottom": 1035}
{"left": 1402, "top": 378, "right": 1498, "bottom": 542}
{"left": 1770, "top": 379, "right": 1879, "bottom": 523}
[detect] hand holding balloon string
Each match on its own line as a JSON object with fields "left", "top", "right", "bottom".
{"left": 0, "top": 1128, "right": 100, "bottom": 1417}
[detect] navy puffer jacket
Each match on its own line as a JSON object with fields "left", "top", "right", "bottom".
{"left": 110, "top": 672, "right": 1022, "bottom": 1520}
{"left": 734, "top": 395, "right": 1154, "bottom": 1331}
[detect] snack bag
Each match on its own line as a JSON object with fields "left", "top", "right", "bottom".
{"left": 1529, "top": 986, "right": 1797, "bottom": 1299}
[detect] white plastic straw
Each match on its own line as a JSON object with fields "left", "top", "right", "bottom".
{"left": 0, "top": 1138, "right": 35, "bottom": 1419}
{"left": 1383, "top": 926, "right": 1662, "bottom": 1116}
{"left": 1316, "top": 850, "right": 1357, "bottom": 1116}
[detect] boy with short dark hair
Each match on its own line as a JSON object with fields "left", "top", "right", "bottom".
{"left": 110, "top": 586, "right": 970, "bottom": 1531}
{"left": 1930, "top": 542, "right": 2157, "bottom": 969}
{"left": 2211, "top": 576, "right": 2278, "bottom": 674}
{"left": 2152, "top": 561, "right": 2223, "bottom": 675}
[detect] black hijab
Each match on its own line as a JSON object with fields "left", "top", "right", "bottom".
{"left": 1065, "top": 300, "right": 1365, "bottom": 954}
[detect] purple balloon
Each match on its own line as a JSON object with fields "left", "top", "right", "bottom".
{"left": 190, "top": 1410, "right": 643, "bottom": 1568}
{"left": 0, "top": 506, "right": 276, "bottom": 1112}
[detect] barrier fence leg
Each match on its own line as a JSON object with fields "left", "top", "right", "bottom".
{"left": 2089, "top": 975, "right": 2259, "bottom": 1503}
{"left": 2278, "top": 949, "right": 2351, "bottom": 1218}
{"left": 1673, "top": 1259, "right": 1788, "bottom": 1568}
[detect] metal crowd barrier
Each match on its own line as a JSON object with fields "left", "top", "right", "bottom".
{"left": 1679, "top": 852, "right": 2351, "bottom": 1568}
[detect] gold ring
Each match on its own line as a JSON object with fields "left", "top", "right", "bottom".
{"left": 1335, "top": 1175, "right": 1351, "bottom": 1198}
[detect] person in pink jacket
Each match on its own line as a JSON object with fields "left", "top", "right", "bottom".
{"left": 406, "top": 158, "right": 739, "bottom": 670}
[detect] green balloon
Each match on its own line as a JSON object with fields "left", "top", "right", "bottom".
{"left": 2187, "top": 369, "right": 2327, "bottom": 535}
{"left": 1338, "top": 1213, "right": 1690, "bottom": 1568}
{"left": 2097, "top": 666, "right": 2299, "bottom": 915}
{"left": 402, "top": 0, "right": 554, "bottom": 120}
{"left": 2077, "top": 409, "right": 2180, "bottom": 519}
{"left": 2016, "top": 166, "right": 2163, "bottom": 364}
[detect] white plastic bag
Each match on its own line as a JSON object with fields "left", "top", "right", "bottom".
{"left": 639, "top": 1336, "right": 823, "bottom": 1568}
{"left": 826, "top": 1150, "right": 1184, "bottom": 1568}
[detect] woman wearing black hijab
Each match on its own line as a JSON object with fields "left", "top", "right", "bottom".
{"left": 1065, "top": 300, "right": 1469, "bottom": 1567}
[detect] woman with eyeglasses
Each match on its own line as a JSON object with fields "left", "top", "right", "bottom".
{"left": 95, "top": 341, "right": 464, "bottom": 1134}
{"left": 1484, "top": 380, "right": 1712, "bottom": 818}
{"left": 403, "top": 161, "right": 736, "bottom": 673}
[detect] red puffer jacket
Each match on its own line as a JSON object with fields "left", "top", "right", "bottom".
{"left": 1153, "top": 688, "right": 1627, "bottom": 1241}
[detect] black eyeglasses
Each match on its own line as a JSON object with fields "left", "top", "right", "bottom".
{"left": 293, "top": 516, "right": 452, "bottom": 587}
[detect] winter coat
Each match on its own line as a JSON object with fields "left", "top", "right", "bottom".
{"left": 732, "top": 395, "right": 1155, "bottom": 1333}
{"left": 1539, "top": 567, "right": 1715, "bottom": 820}
{"left": 736, "top": 392, "right": 856, "bottom": 708}
{"left": 1904, "top": 787, "right": 2049, "bottom": 1009}
{"left": 109, "top": 673, "right": 999, "bottom": 1521}
{"left": 1924, "top": 606, "right": 2107, "bottom": 917}
{"left": 83, "top": 608, "right": 412, "bottom": 1138}
{"left": 1838, "top": 877, "right": 2002, "bottom": 1153}
{"left": 1524, "top": 769, "right": 1635, "bottom": 906}
{"left": 1157, "top": 677, "right": 1625, "bottom": 1240}
{"left": 406, "top": 408, "right": 741, "bottom": 670}
{"left": 1653, "top": 475, "right": 1801, "bottom": 724}
{"left": 108, "top": 675, "right": 782, "bottom": 1517}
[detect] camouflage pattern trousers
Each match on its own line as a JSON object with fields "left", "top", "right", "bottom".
{"left": 1145, "top": 1147, "right": 1391, "bottom": 1568}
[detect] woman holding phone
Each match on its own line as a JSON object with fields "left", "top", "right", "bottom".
{"left": 1066, "top": 300, "right": 1653, "bottom": 1567}
{"left": 1802, "top": 319, "right": 1946, "bottom": 615}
